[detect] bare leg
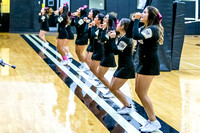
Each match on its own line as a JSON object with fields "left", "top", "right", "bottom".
{"left": 90, "top": 60, "right": 100, "bottom": 76}
{"left": 96, "top": 66, "right": 110, "bottom": 88}
{"left": 57, "top": 39, "right": 66, "bottom": 56}
{"left": 75, "top": 45, "right": 87, "bottom": 62}
{"left": 39, "top": 30, "right": 47, "bottom": 43}
{"left": 63, "top": 39, "right": 70, "bottom": 54}
{"left": 85, "top": 52, "right": 93, "bottom": 68}
{"left": 135, "top": 74, "right": 156, "bottom": 121}
{"left": 110, "top": 77, "right": 130, "bottom": 107}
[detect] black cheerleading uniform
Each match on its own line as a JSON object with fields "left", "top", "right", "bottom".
{"left": 91, "top": 27, "right": 104, "bottom": 61}
{"left": 72, "top": 16, "right": 88, "bottom": 45}
{"left": 55, "top": 13, "right": 69, "bottom": 39}
{"left": 111, "top": 36, "right": 135, "bottom": 79}
{"left": 132, "top": 19, "right": 160, "bottom": 75}
{"left": 66, "top": 25, "right": 74, "bottom": 40}
{"left": 126, "top": 20, "right": 144, "bottom": 38}
{"left": 99, "top": 29, "right": 116, "bottom": 67}
{"left": 38, "top": 14, "right": 49, "bottom": 31}
{"left": 84, "top": 22, "right": 94, "bottom": 52}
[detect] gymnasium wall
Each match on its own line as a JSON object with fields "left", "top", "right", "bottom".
{"left": 184, "top": 1, "right": 200, "bottom": 35}
{"left": 69, "top": 0, "right": 139, "bottom": 20}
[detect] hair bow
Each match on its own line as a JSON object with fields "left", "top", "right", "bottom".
{"left": 81, "top": 5, "right": 88, "bottom": 10}
{"left": 158, "top": 13, "right": 162, "bottom": 23}
{"left": 115, "top": 19, "right": 119, "bottom": 27}
{"left": 64, "top": 2, "right": 68, "bottom": 6}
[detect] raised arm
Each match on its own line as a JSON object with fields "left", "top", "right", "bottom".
{"left": 132, "top": 19, "right": 154, "bottom": 40}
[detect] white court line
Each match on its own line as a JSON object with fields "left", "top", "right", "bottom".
{"left": 24, "top": 34, "right": 140, "bottom": 133}
{"left": 31, "top": 34, "right": 163, "bottom": 132}
{"left": 181, "top": 61, "right": 200, "bottom": 69}
{"left": 31, "top": 35, "right": 100, "bottom": 87}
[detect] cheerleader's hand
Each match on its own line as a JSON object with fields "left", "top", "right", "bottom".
{"left": 131, "top": 14, "right": 136, "bottom": 21}
{"left": 54, "top": 11, "right": 59, "bottom": 15}
{"left": 73, "top": 12, "right": 77, "bottom": 16}
{"left": 83, "top": 17, "right": 87, "bottom": 22}
{"left": 91, "top": 21, "right": 95, "bottom": 26}
{"left": 86, "top": 19, "right": 91, "bottom": 23}
{"left": 39, "top": 13, "right": 41, "bottom": 16}
{"left": 109, "top": 30, "right": 116, "bottom": 38}
{"left": 135, "top": 12, "right": 142, "bottom": 20}
{"left": 99, "top": 24, "right": 103, "bottom": 29}
{"left": 88, "top": 22, "right": 93, "bottom": 28}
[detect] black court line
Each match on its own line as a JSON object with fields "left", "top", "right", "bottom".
{"left": 21, "top": 34, "right": 179, "bottom": 133}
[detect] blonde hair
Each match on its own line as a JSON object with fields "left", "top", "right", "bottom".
{"left": 132, "top": 39, "right": 137, "bottom": 53}
{"left": 45, "top": 8, "right": 53, "bottom": 18}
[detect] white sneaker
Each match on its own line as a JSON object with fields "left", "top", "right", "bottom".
{"left": 103, "top": 91, "right": 114, "bottom": 98}
{"left": 66, "top": 52, "right": 73, "bottom": 59}
{"left": 60, "top": 60, "right": 70, "bottom": 65}
{"left": 77, "top": 63, "right": 85, "bottom": 72}
{"left": 140, "top": 120, "right": 161, "bottom": 132}
{"left": 94, "top": 82, "right": 105, "bottom": 88}
{"left": 139, "top": 120, "right": 150, "bottom": 130}
{"left": 117, "top": 105, "right": 133, "bottom": 115}
{"left": 77, "top": 62, "right": 89, "bottom": 72}
{"left": 43, "top": 42, "right": 49, "bottom": 48}
{"left": 83, "top": 62, "right": 90, "bottom": 70}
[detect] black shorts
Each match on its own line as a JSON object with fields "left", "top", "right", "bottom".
{"left": 91, "top": 50, "right": 104, "bottom": 61}
{"left": 100, "top": 54, "right": 116, "bottom": 67}
{"left": 114, "top": 67, "right": 135, "bottom": 79}
{"left": 58, "top": 28, "right": 69, "bottom": 39}
{"left": 86, "top": 44, "right": 93, "bottom": 52}
{"left": 75, "top": 34, "right": 88, "bottom": 45}
{"left": 66, "top": 26, "right": 74, "bottom": 40}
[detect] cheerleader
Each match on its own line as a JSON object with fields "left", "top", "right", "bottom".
{"left": 71, "top": 5, "right": 88, "bottom": 70}
{"left": 132, "top": 6, "right": 163, "bottom": 132}
{"left": 84, "top": 8, "right": 100, "bottom": 70}
{"left": 109, "top": 18, "right": 136, "bottom": 114}
{"left": 89, "top": 13, "right": 105, "bottom": 77}
{"left": 38, "top": 7, "right": 53, "bottom": 47}
{"left": 54, "top": 3, "right": 70, "bottom": 65}
{"left": 95, "top": 13, "right": 117, "bottom": 88}
{"left": 63, "top": 11, "right": 75, "bottom": 59}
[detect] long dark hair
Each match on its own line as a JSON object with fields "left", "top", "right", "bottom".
{"left": 108, "top": 13, "right": 116, "bottom": 31}
{"left": 97, "top": 13, "right": 104, "bottom": 24}
{"left": 120, "top": 18, "right": 136, "bottom": 54}
{"left": 61, "top": 4, "right": 69, "bottom": 25}
{"left": 92, "top": 8, "right": 100, "bottom": 20}
{"left": 120, "top": 18, "right": 131, "bottom": 32}
{"left": 63, "top": 4, "right": 68, "bottom": 14}
{"left": 80, "top": 8, "right": 87, "bottom": 18}
{"left": 146, "top": 6, "right": 164, "bottom": 44}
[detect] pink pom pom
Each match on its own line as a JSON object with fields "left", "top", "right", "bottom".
{"left": 83, "top": 5, "right": 88, "bottom": 9}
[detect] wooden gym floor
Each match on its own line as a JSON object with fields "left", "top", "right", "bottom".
{"left": 0, "top": 33, "right": 199, "bottom": 133}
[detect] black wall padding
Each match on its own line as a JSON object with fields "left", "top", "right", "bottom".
{"left": 151, "top": 0, "right": 173, "bottom": 71}
{"left": 106, "top": 0, "right": 138, "bottom": 19}
{"left": 172, "top": 2, "right": 185, "bottom": 70}
{"left": 9, "top": 0, "right": 42, "bottom": 32}
{"left": 0, "top": 13, "right": 9, "bottom": 32}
